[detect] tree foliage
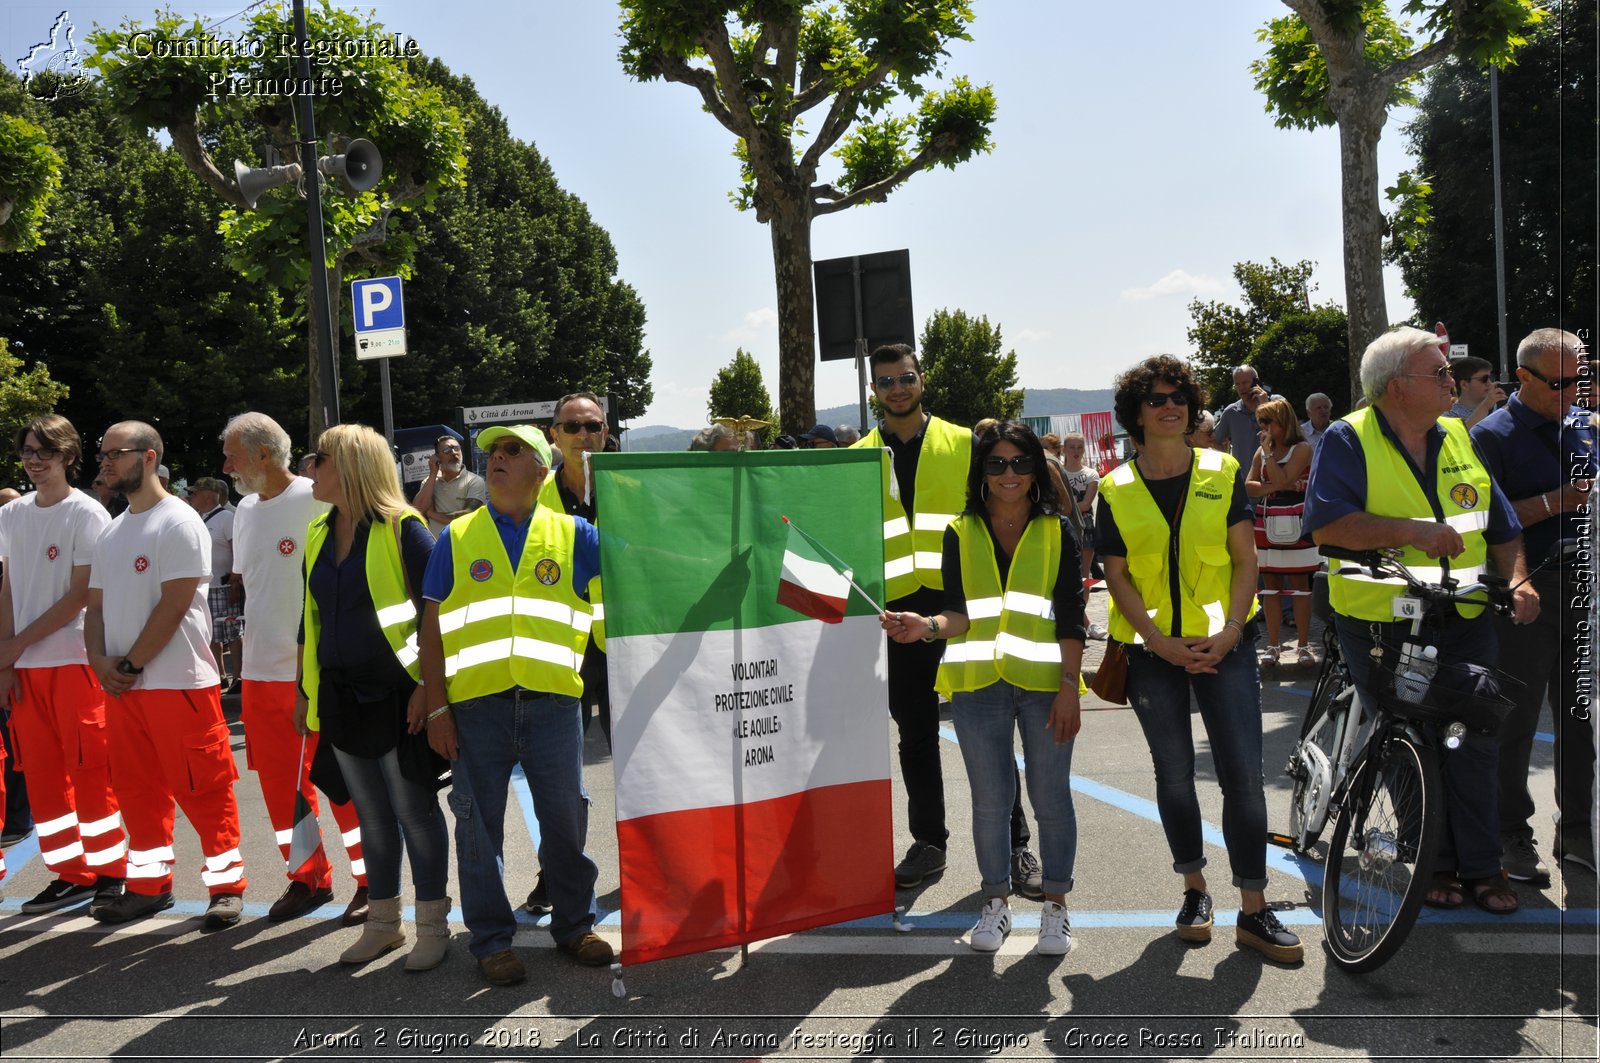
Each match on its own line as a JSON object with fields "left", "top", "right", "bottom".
{"left": 1251, "top": 0, "right": 1543, "bottom": 402}
{"left": 0, "top": 109, "right": 64, "bottom": 252}
{"left": 1186, "top": 259, "right": 1350, "bottom": 410}
{"left": 0, "top": 336, "right": 69, "bottom": 488}
{"left": 1386, "top": 2, "right": 1595, "bottom": 364}
{"left": 707, "top": 348, "right": 777, "bottom": 443}
{"left": 918, "top": 309, "right": 1022, "bottom": 427}
{"left": 619, "top": 0, "right": 996, "bottom": 434}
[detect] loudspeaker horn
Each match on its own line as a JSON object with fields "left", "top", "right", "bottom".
{"left": 318, "top": 138, "right": 383, "bottom": 195}
{"left": 234, "top": 159, "right": 302, "bottom": 210}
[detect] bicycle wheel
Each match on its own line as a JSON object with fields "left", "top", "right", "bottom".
{"left": 1286, "top": 649, "right": 1349, "bottom": 851}
{"left": 1322, "top": 735, "right": 1440, "bottom": 973}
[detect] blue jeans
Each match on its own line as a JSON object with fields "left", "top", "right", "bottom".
{"left": 952, "top": 682, "right": 1077, "bottom": 898}
{"left": 1333, "top": 613, "right": 1502, "bottom": 880}
{"left": 1126, "top": 626, "right": 1268, "bottom": 889}
{"left": 449, "top": 690, "right": 597, "bottom": 957}
{"left": 331, "top": 746, "right": 449, "bottom": 901}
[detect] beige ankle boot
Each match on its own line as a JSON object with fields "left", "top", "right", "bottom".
{"left": 405, "top": 896, "right": 452, "bottom": 972}
{"left": 340, "top": 895, "right": 404, "bottom": 964}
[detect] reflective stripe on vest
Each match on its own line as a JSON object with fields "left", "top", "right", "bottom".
{"left": 439, "top": 505, "right": 589, "bottom": 702}
{"left": 1099, "top": 448, "right": 1257, "bottom": 643}
{"left": 301, "top": 511, "right": 425, "bottom": 732}
{"left": 1328, "top": 409, "right": 1492, "bottom": 621}
{"left": 855, "top": 417, "right": 971, "bottom": 600}
{"left": 935, "top": 516, "right": 1063, "bottom": 696}
{"left": 538, "top": 468, "right": 605, "bottom": 652}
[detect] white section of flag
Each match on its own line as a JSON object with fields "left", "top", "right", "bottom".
{"left": 609, "top": 615, "right": 888, "bottom": 821}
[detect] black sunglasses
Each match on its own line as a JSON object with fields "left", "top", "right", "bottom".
{"left": 488, "top": 440, "right": 530, "bottom": 458}
{"left": 557, "top": 420, "right": 605, "bottom": 435}
{"left": 982, "top": 454, "right": 1036, "bottom": 476}
{"left": 308, "top": 451, "right": 329, "bottom": 466}
{"left": 874, "top": 372, "right": 918, "bottom": 391}
{"left": 1522, "top": 364, "right": 1583, "bottom": 391}
{"left": 1144, "top": 390, "right": 1190, "bottom": 408}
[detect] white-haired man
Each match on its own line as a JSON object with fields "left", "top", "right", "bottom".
{"left": 222, "top": 412, "right": 368, "bottom": 924}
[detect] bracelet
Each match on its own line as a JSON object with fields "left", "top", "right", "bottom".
{"left": 1541, "top": 491, "right": 1553, "bottom": 516}
{"left": 1224, "top": 619, "right": 1245, "bottom": 635}
{"left": 920, "top": 615, "right": 941, "bottom": 643}
{"left": 425, "top": 705, "right": 451, "bottom": 722}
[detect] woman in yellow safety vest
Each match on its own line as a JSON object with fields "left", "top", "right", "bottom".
{"left": 881, "top": 422, "right": 1084, "bottom": 958}
{"left": 297, "top": 424, "right": 451, "bottom": 973}
{"left": 1095, "top": 356, "right": 1302, "bottom": 965}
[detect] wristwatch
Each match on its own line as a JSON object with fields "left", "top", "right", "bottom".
{"left": 116, "top": 658, "right": 144, "bottom": 676}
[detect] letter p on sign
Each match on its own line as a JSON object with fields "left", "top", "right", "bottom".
{"left": 350, "top": 276, "right": 406, "bottom": 359}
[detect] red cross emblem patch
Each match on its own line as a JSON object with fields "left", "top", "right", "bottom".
{"left": 133, "top": 555, "right": 149, "bottom": 573}
{"left": 46, "top": 544, "right": 59, "bottom": 561}
{"left": 278, "top": 537, "right": 298, "bottom": 556}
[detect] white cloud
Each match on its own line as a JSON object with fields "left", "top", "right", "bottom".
{"left": 1120, "top": 270, "right": 1224, "bottom": 302}
{"left": 1013, "top": 328, "right": 1052, "bottom": 344}
{"left": 719, "top": 307, "right": 779, "bottom": 346}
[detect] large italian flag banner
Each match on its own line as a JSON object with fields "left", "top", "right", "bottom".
{"left": 592, "top": 448, "right": 893, "bottom": 965}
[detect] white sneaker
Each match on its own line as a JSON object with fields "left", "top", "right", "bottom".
{"left": 969, "top": 897, "right": 1011, "bottom": 952}
{"left": 1037, "top": 900, "right": 1073, "bottom": 956}
{"left": 1086, "top": 621, "right": 1110, "bottom": 641}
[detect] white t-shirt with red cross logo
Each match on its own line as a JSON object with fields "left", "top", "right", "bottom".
{"left": 232, "top": 475, "right": 328, "bottom": 682}
{"left": 0, "top": 488, "right": 111, "bottom": 667}
{"left": 90, "top": 495, "right": 218, "bottom": 690}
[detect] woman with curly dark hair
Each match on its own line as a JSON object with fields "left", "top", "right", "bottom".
{"left": 882, "top": 422, "right": 1086, "bottom": 956}
{"left": 1094, "top": 356, "right": 1302, "bottom": 964}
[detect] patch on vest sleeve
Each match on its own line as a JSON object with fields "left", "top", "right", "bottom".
{"left": 470, "top": 558, "right": 494, "bottom": 582}
{"left": 534, "top": 558, "right": 561, "bottom": 586}
{"left": 1449, "top": 483, "right": 1479, "bottom": 509}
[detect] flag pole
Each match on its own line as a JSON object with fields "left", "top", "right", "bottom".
{"left": 780, "top": 516, "right": 886, "bottom": 614}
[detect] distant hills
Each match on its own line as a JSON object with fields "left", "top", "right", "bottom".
{"left": 621, "top": 387, "right": 1116, "bottom": 452}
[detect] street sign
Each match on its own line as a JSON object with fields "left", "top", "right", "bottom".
{"left": 351, "top": 276, "right": 407, "bottom": 360}
{"left": 460, "top": 397, "right": 609, "bottom": 426}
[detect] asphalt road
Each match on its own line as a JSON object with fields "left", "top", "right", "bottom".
{"left": 1, "top": 594, "right": 1595, "bottom": 1061}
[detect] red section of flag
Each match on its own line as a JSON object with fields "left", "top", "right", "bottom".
{"left": 775, "top": 579, "right": 847, "bottom": 624}
{"left": 615, "top": 779, "right": 894, "bottom": 964}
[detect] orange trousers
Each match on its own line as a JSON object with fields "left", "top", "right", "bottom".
{"left": 10, "top": 665, "right": 126, "bottom": 885}
{"left": 241, "top": 680, "right": 365, "bottom": 889}
{"left": 106, "top": 687, "right": 245, "bottom": 898}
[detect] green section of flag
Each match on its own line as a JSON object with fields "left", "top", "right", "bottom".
{"left": 592, "top": 449, "right": 885, "bottom": 639}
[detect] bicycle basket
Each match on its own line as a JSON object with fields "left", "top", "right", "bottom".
{"left": 1370, "top": 639, "right": 1520, "bottom": 735}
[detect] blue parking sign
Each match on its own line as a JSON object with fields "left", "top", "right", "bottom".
{"left": 352, "top": 276, "right": 404, "bottom": 332}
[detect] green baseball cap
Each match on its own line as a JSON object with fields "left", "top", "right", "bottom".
{"left": 475, "top": 424, "right": 551, "bottom": 466}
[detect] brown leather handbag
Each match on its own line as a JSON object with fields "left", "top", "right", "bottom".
{"left": 1089, "top": 639, "right": 1130, "bottom": 705}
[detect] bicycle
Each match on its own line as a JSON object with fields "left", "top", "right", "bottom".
{"left": 1273, "top": 547, "right": 1517, "bottom": 973}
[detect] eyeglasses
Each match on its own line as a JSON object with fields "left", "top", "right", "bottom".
{"left": 18, "top": 446, "right": 60, "bottom": 461}
{"left": 1470, "top": 373, "right": 1493, "bottom": 385}
{"left": 307, "top": 451, "right": 329, "bottom": 467}
{"left": 97, "top": 448, "right": 144, "bottom": 463}
{"left": 487, "top": 440, "right": 532, "bottom": 458}
{"left": 1522, "top": 364, "right": 1583, "bottom": 390}
{"left": 1402, "top": 364, "right": 1453, "bottom": 383}
{"left": 874, "top": 372, "right": 918, "bottom": 391}
{"left": 557, "top": 420, "right": 605, "bottom": 435}
{"left": 1143, "top": 390, "right": 1190, "bottom": 408}
{"left": 982, "top": 454, "right": 1036, "bottom": 476}
{"left": 1256, "top": 419, "right": 1274, "bottom": 427}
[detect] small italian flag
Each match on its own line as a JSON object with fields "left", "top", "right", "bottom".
{"left": 592, "top": 447, "right": 893, "bottom": 965}
{"left": 776, "top": 516, "right": 852, "bottom": 623}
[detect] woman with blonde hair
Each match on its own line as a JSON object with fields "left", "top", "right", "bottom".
{"left": 1244, "top": 398, "right": 1317, "bottom": 666}
{"left": 297, "top": 424, "right": 450, "bottom": 971}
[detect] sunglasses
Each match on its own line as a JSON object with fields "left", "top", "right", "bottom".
{"left": 982, "top": 454, "right": 1036, "bottom": 476}
{"left": 1522, "top": 364, "right": 1584, "bottom": 391}
{"left": 1403, "top": 364, "right": 1454, "bottom": 383}
{"left": 874, "top": 372, "right": 918, "bottom": 391}
{"left": 18, "top": 446, "right": 60, "bottom": 461}
{"left": 1143, "top": 390, "right": 1190, "bottom": 408}
{"left": 307, "top": 451, "right": 329, "bottom": 466}
{"left": 557, "top": 420, "right": 605, "bottom": 435}
{"left": 488, "top": 440, "right": 532, "bottom": 458}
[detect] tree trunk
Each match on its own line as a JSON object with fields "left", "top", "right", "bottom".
{"left": 1336, "top": 102, "right": 1391, "bottom": 407}
{"left": 769, "top": 197, "right": 817, "bottom": 436}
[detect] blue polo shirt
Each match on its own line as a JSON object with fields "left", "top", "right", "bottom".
{"left": 421, "top": 501, "right": 599, "bottom": 603}
{"left": 1302, "top": 407, "right": 1520, "bottom": 544}
{"left": 1470, "top": 393, "right": 1596, "bottom": 568}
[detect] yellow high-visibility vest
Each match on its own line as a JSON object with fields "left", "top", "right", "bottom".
{"left": 437, "top": 505, "right": 591, "bottom": 703}
{"left": 1099, "top": 448, "right": 1257, "bottom": 643}
{"left": 1328, "top": 408, "right": 1492, "bottom": 621}
{"left": 855, "top": 416, "right": 970, "bottom": 600}
{"left": 300, "top": 512, "right": 424, "bottom": 732}
{"left": 936, "top": 515, "right": 1065, "bottom": 696}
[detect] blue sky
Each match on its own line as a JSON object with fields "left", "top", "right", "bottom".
{"left": 6, "top": 1, "right": 1426, "bottom": 427}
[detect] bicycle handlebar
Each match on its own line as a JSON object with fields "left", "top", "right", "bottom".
{"left": 1317, "top": 545, "right": 1514, "bottom": 614}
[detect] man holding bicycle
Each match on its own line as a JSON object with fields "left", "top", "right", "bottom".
{"left": 1304, "top": 327, "right": 1538, "bottom": 915}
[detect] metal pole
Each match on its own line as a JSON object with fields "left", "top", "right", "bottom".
{"left": 852, "top": 257, "right": 868, "bottom": 432}
{"left": 294, "top": 0, "right": 340, "bottom": 430}
{"left": 379, "top": 357, "right": 394, "bottom": 443}
{"left": 1490, "top": 66, "right": 1510, "bottom": 380}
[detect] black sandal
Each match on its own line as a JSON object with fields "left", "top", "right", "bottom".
{"left": 1423, "top": 871, "right": 1465, "bottom": 910}
{"left": 1462, "top": 872, "right": 1519, "bottom": 915}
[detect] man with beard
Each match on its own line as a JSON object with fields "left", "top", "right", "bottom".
{"left": 87, "top": 421, "right": 247, "bottom": 927}
{"left": 414, "top": 435, "right": 485, "bottom": 538}
{"left": 0, "top": 415, "right": 125, "bottom": 915}
{"left": 853, "top": 344, "right": 1043, "bottom": 897}
{"left": 221, "top": 412, "right": 369, "bottom": 923}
